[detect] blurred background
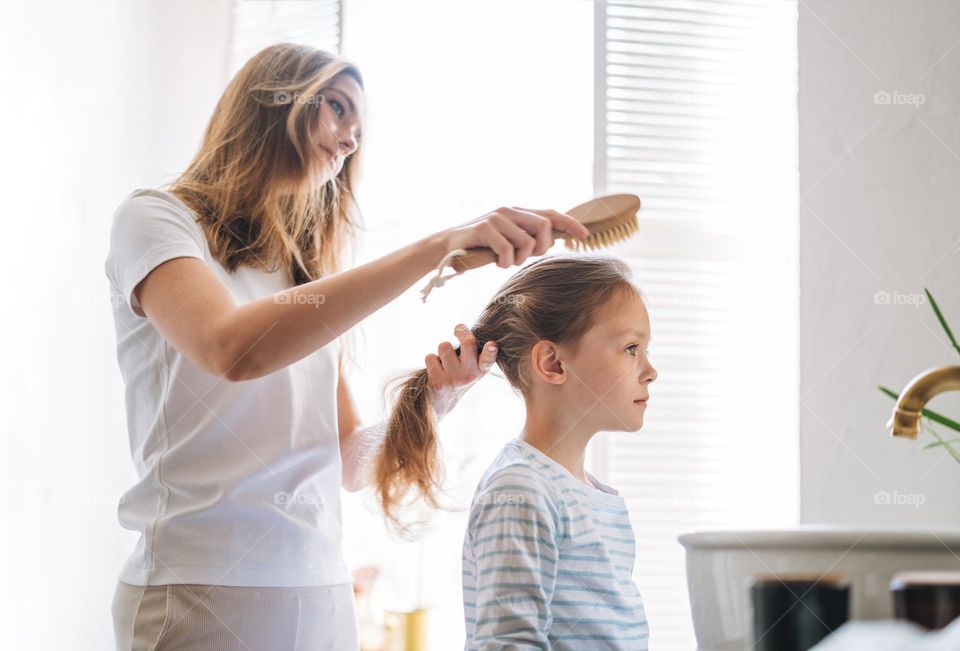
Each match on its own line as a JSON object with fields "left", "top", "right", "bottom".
{"left": 1, "top": 0, "right": 958, "bottom": 649}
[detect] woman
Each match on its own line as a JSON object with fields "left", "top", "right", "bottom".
{"left": 105, "top": 43, "right": 590, "bottom": 650}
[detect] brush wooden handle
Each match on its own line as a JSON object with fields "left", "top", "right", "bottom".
{"left": 449, "top": 229, "right": 571, "bottom": 273}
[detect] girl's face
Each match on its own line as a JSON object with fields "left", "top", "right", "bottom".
{"left": 315, "top": 73, "right": 364, "bottom": 179}
{"left": 563, "top": 290, "right": 658, "bottom": 433}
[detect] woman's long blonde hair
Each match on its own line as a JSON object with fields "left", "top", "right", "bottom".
{"left": 374, "top": 255, "right": 641, "bottom": 535}
{"left": 165, "top": 43, "right": 365, "bottom": 287}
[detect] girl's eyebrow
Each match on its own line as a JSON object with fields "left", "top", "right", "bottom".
{"left": 615, "top": 328, "right": 651, "bottom": 342}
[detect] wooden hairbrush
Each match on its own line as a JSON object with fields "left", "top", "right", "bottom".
{"left": 418, "top": 194, "right": 641, "bottom": 301}
{"left": 449, "top": 193, "right": 641, "bottom": 272}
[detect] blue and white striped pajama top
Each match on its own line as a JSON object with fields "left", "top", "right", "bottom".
{"left": 462, "top": 438, "right": 649, "bottom": 650}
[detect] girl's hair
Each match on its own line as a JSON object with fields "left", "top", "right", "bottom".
{"left": 165, "top": 43, "right": 365, "bottom": 287}
{"left": 374, "top": 254, "right": 641, "bottom": 534}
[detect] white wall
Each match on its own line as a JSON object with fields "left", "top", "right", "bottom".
{"left": 0, "top": 1, "right": 231, "bottom": 647}
{"left": 799, "top": 1, "right": 960, "bottom": 525}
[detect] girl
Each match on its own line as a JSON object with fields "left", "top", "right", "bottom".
{"left": 105, "top": 42, "right": 590, "bottom": 650}
{"left": 376, "top": 254, "right": 657, "bottom": 649}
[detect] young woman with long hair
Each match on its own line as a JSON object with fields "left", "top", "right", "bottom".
{"left": 105, "top": 43, "right": 590, "bottom": 650}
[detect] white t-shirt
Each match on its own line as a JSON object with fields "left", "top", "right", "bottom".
{"left": 104, "top": 188, "right": 349, "bottom": 587}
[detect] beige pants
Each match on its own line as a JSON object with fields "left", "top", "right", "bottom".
{"left": 111, "top": 581, "right": 359, "bottom": 651}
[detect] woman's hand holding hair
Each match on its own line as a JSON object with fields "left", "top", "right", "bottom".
{"left": 424, "top": 324, "right": 499, "bottom": 421}
{"left": 438, "top": 207, "right": 591, "bottom": 269}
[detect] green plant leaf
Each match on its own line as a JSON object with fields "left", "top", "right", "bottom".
{"left": 922, "top": 437, "right": 960, "bottom": 449}
{"left": 878, "top": 384, "right": 960, "bottom": 434}
{"left": 922, "top": 422, "right": 960, "bottom": 465}
{"left": 925, "top": 287, "right": 960, "bottom": 357}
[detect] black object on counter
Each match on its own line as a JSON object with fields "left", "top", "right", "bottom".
{"left": 750, "top": 575, "right": 850, "bottom": 651}
{"left": 892, "top": 572, "right": 960, "bottom": 630}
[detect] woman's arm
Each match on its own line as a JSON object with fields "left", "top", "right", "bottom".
{"left": 135, "top": 209, "right": 589, "bottom": 382}
{"left": 336, "top": 369, "right": 384, "bottom": 492}
{"left": 136, "top": 232, "right": 446, "bottom": 381}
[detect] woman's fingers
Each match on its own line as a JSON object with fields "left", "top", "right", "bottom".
{"left": 440, "top": 205, "right": 589, "bottom": 270}
{"left": 488, "top": 207, "right": 589, "bottom": 266}
{"left": 478, "top": 222, "right": 516, "bottom": 268}
{"left": 489, "top": 216, "right": 537, "bottom": 268}
{"left": 437, "top": 340, "right": 459, "bottom": 373}
{"left": 452, "top": 324, "right": 498, "bottom": 378}
{"left": 513, "top": 207, "right": 591, "bottom": 241}
{"left": 452, "top": 324, "right": 481, "bottom": 374}
{"left": 424, "top": 352, "right": 443, "bottom": 386}
{"left": 453, "top": 324, "right": 477, "bottom": 361}
{"left": 488, "top": 213, "right": 538, "bottom": 266}
{"left": 477, "top": 340, "right": 498, "bottom": 374}
{"left": 425, "top": 326, "right": 498, "bottom": 409}
{"left": 504, "top": 210, "right": 553, "bottom": 256}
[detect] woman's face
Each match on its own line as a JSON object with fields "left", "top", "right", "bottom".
{"left": 316, "top": 72, "right": 365, "bottom": 179}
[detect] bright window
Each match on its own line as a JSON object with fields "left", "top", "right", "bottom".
{"left": 229, "top": 2, "right": 799, "bottom": 648}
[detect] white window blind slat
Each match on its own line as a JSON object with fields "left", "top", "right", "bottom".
{"left": 592, "top": 1, "right": 799, "bottom": 649}
{"left": 228, "top": 0, "right": 341, "bottom": 78}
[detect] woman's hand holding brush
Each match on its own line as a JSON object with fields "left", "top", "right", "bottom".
{"left": 420, "top": 195, "right": 640, "bottom": 302}
{"left": 438, "top": 207, "right": 591, "bottom": 269}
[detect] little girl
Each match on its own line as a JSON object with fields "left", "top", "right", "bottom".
{"left": 374, "top": 254, "right": 656, "bottom": 649}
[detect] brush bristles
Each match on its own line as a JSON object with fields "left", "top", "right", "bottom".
{"left": 564, "top": 214, "right": 640, "bottom": 252}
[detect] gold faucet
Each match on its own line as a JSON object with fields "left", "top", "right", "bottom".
{"left": 887, "top": 366, "right": 960, "bottom": 438}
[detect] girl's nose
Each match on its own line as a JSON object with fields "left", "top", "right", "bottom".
{"left": 645, "top": 364, "right": 658, "bottom": 383}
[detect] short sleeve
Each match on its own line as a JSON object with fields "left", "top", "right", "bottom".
{"left": 466, "top": 465, "right": 562, "bottom": 650}
{"left": 104, "top": 190, "right": 207, "bottom": 318}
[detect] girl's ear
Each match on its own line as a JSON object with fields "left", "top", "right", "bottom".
{"left": 530, "top": 340, "right": 566, "bottom": 386}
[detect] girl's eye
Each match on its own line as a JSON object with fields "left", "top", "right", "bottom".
{"left": 329, "top": 99, "right": 344, "bottom": 117}
{"left": 626, "top": 344, "right": 638, "bottom": 356}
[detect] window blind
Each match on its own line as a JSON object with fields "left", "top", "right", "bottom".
{"left": 228, "top": 0, "right": 342, "bottom": 78}
{"left": 590, "top": 1, "right": 800, "bottom": 648}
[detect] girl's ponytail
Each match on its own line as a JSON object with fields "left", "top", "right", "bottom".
{"left": 373, "top": 367, "right": 443, "bottom": 536}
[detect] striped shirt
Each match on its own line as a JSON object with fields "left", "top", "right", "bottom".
{"left": 462, "top": 438, "right": 649, "bottom": 650}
